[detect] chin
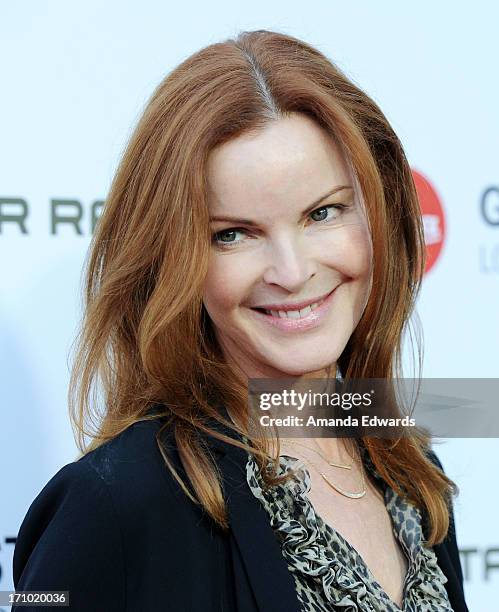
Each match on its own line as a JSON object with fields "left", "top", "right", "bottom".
{"left": 264, "top": 353, "right": 338, "bottom": 377}
{"left": 263, "top": 339, "right": 344, "bottom": 375}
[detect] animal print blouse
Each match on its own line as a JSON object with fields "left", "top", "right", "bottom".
{"left": 245, "top": 444, "right": 454, "bottom": 611}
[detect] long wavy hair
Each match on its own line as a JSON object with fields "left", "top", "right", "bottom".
{"left": 68, "top": 29, "right": 457, "bottom": 546}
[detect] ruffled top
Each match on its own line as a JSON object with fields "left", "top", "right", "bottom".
{"left": 245, "top": 444, "right": 454, "bottom": 612}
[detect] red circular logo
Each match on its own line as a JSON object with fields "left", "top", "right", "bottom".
{"left": 412, "top": 169, "right": 446, "bottom": 274}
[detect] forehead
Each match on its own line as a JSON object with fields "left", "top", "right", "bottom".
{"left": 206, "top": 113, "right": 352, "bottom": 214}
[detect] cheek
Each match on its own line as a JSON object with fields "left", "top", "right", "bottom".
{"left": 324, "top": 223, "right": 373, "bottom": 278}
{"left": 202, "top": 253, "right": 249, "bottom": 315}
{"left": 352, "top": 227, "right": 373, "bottom": 277}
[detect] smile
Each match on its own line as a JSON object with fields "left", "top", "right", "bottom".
{"left": 249, "top": 286, "right": 339, "bottom": 331}
{"left": 260, "top": 296, "right": 327, "bottom": 319}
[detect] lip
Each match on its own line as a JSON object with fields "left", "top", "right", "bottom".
{"left": 251, "top": 289, "right": 334, "bottom": 312}
{"left": 248, "top": 285, "right": 340, "bottom": 332}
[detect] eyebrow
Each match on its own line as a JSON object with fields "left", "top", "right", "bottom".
{"left": 209, "top": 185, "right": 354, "bottom": 225}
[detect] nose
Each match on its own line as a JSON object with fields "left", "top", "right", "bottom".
{"left": 262, "top": 232, "right": 316, "bottom": 291}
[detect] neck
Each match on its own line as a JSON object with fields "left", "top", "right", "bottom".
{"left": 279, "top": 436, "right": 359, "bottom": 464}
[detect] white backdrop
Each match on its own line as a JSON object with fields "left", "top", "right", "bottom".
{"left": 1, "top": 1, "right": 498, "bottom": 609}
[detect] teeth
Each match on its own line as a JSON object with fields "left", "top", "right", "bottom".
{"left": 264, "top": 298, "right": 324, "bottom": 319}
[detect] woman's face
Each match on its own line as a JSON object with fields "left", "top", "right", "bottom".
{"left": 203, "top": 113, "right": 373, "bottom": 379}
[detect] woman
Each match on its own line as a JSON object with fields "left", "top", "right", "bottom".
{"left": 12, "top": 30, "right": 468, "bottom": 611}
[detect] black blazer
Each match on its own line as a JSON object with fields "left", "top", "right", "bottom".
{"left": 13, "top": 408, "right": 469, "bottom": 611}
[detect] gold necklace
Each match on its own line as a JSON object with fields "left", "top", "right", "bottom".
{"left": 283, "top": 440, "right": 367, "bottom": 500}
{"left": 284, "top": 440, "right": 353, "bottom": 469}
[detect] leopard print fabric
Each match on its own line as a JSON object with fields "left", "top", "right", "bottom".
{"left": 246, "top": 445, "right": 454, "bottom": 611}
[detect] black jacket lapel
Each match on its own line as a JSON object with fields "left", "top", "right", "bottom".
{"left": 432, "top": 542, "right": 468, "bottom": 612}
{"left": 214, "top": 438, "right": 301, "bottom": 612}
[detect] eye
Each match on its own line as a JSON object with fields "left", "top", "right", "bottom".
{"left": 212, "top": 228, "right": 248, "bottom": 247}
{"left": 309, "top": 204, "right": 347, "bottom": 223}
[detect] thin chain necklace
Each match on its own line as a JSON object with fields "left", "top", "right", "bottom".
{"left": 283, "top": 440, "right": 367, "bottom": 500}
{"left": 284, "top": 439, "right": 353, "bottom": 469}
